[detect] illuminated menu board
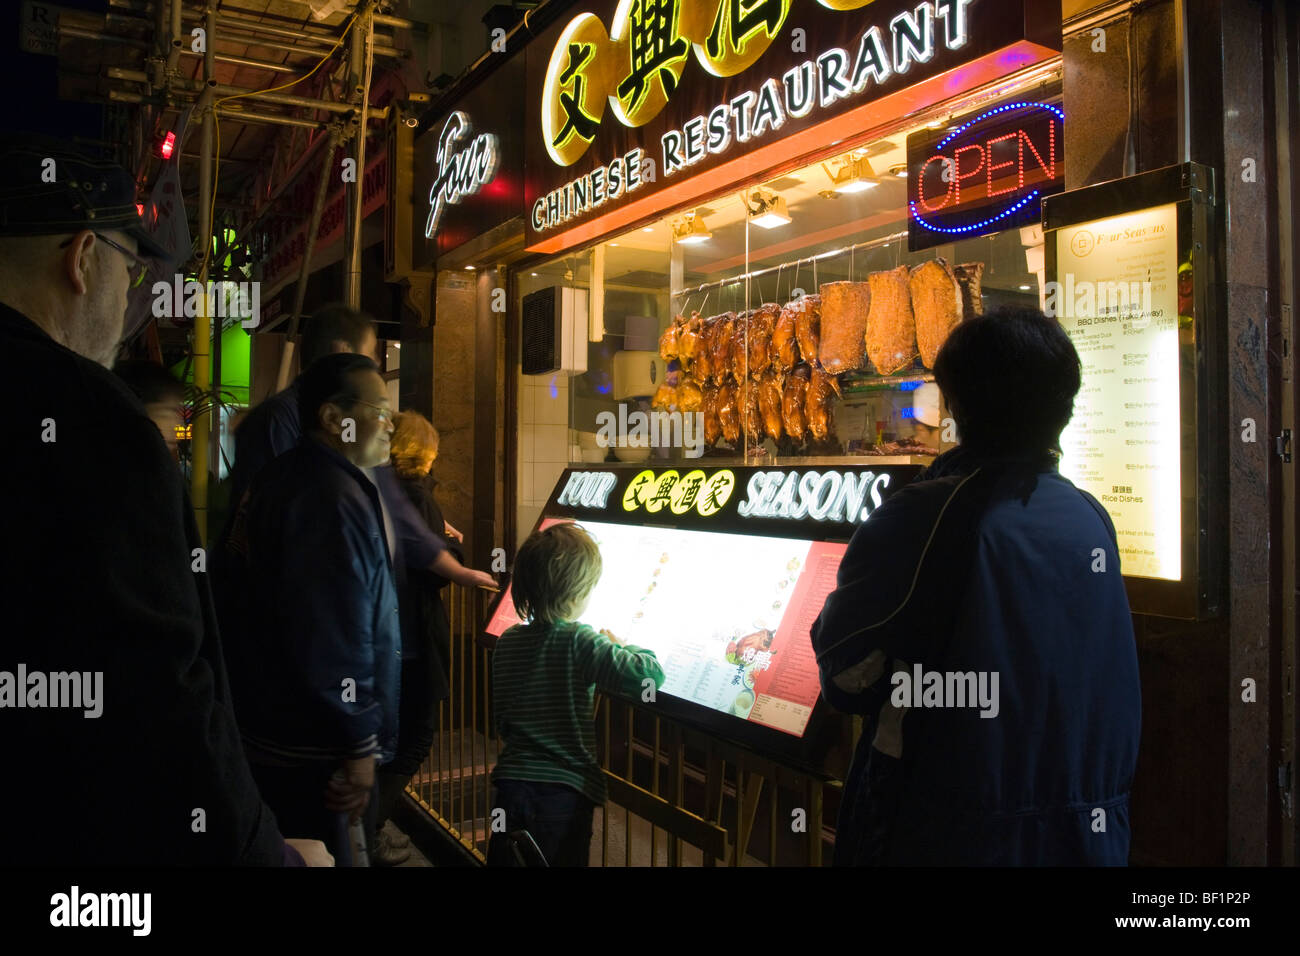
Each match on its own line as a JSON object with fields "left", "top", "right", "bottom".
{"left": 486, "top": 518, "right": 846, "bottom": 738}
{"left": 487, "top": 465, "right": 921, "bottom": 740}
{"left": 1054, "top": 203, "right": 1182, "bottom": 580}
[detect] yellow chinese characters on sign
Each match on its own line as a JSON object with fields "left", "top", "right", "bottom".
{"left": 668, "top": 469, "right": 706, "bottom": 514}
{"left": 682, "top": 0, "right": 791, "bottom": 78}
{"left": 610, "top": 0, "right": 692, "bottom": 127}
{"left": 540, "top": 0, "right": 886, "bottom": 167}
{"left": 622, "top": 468, "right": 735, "bottom": 516}
{"left": 542, "top": 13, "right": 616, "bottom": 166}
{"left": 543, "top": 0, "right": 822, "bottom": 166}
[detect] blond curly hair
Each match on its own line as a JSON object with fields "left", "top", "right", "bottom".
{"left": 390, "top": 410, "right": 440, "bottom": 478}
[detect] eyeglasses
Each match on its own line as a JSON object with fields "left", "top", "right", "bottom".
{"left": 350, "top": 400, "right": 395, "bottom": 425}
{"left": 60, "top": 233, "right": 150, "bottom": 288}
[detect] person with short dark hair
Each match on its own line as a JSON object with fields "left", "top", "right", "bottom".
{"left": 220, "top": 352, "right": 401, "bottom": 864}
{"left": 487, "top": 523, "right": 665, "bottom": 867}
{"left": 812, "top": 306, "right": 1141, "bottom": 865}
{"left": 226, "top": 303, "right": 378, "bottom": 511}
{"left": 114, "top": 359, "right": 187, "bottom": 460}
{"left": 0, "top": 134, "right": 331, "bottom": 866}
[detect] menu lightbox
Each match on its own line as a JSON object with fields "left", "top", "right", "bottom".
{"left": 1043, "top": 163, "right": 1224, "bottom": 620}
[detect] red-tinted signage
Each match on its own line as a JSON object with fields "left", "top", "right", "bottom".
{"left": 907, "top": 93, "right": 1064, "bottom": 251}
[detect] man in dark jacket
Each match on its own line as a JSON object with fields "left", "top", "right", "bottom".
{"left": 0, "top": 136, "right": 329, "bottom": 865}
{"left": 214, "top": 303, "right": 494, "bottom": 864}
{"left": 221, "top": 353, "right": 405, "bottom": 864}
{"left": 812, "top": 306, "right": 1141, "bottom": 865}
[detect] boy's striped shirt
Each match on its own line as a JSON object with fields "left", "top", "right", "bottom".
{"left": 491, "top": 619, "right": 665, "bottom": 804}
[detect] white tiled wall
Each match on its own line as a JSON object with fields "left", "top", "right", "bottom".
{"left": 516, "top": 374, "right": 571, "bottom": 549}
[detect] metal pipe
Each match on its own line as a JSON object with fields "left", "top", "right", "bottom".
{"left": 206, "top": 7, "right": 398, "bottom": 48}
{"left": 61, "top": 25, "right": 149, "bottom": 48}
{"left": 373, "top": 12, "right": 413, "bottom": 29}
{"left": 1174, "top": 0, "right": 1191, "bottom": 164}
{"left": 213, "top": 84, "right": 379, "bottom": 116}
{"left": 191, "top": 80, "right": 215, "bottom": 541}
{"left": 210, "top": 106, "right": 330, "bottom": 130}
{"left": 116, "top": 88, "right": 330, "bottom": 129}
{"left": 206, "top": 7, "right": 225, "bottom": 497}
{"left": 179, "top": 46, "right": 299, "bottom": 74}
{"left": 212, "top": 29, "right": 405, "bottom": 62}
{"left": 172, "top": 11, "right": 404, "bottom": 59}
{"left": 671, "top": 229, "right": 910, "bottom": 300}
{"left": 343, "top": 5, "right": 374, "bottom": 308}
{"left": 111, "top": 68, "right": 389, "bottom": 119}
{"left": 164, "top": 0, "right": 181, "bottom": 73}
{"left": 276, "top": 127, "right": 343, "bottom": 392}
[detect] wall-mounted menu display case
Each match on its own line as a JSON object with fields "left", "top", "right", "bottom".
{"left": 486, "top": 463, "right": 921, "bottom": 770}
{"left": 1043, "top": 163, "right": 1224, "bottom": 620}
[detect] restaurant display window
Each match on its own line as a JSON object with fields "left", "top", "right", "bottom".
{"left": 515, "top": 67, "right": 1062, "bottom": 512}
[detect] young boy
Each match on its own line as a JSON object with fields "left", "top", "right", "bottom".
{"left": 488, "top": 523, "right": 665, "bottom": 866}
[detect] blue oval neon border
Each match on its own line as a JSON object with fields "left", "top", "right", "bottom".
{"left": 911, "top": 190, "right": 1041, "bottom": 234}
{"left": 912, "top": 101, "right": 1064, "bottom": 235}
{"left": 935, "top": 101, "right": 1065, "bottom": 152}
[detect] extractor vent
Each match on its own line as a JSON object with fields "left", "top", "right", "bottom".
{"left": 522, "top": 286, "right": 589, "bottom": 376}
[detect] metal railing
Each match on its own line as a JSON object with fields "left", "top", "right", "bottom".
{"left": 406, "top": 583, "right": 846, "bottom": 865}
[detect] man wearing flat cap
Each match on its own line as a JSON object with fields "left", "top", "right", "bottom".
{"left": 0, "top": 136, "right": 330, "bottom": 865}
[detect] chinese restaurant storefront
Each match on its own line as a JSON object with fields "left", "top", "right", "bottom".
{"left": 390, "top": 0, "right": 1299, "bottom": 866}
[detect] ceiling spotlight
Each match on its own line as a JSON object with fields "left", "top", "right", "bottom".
{"left": 744, "top": 187, "right": 791, "bottom": 229}
{"left": 1018, "top": 284, "right": 1032, "bottom": 290}
{"left": 889, "top": 163, "right": 909, "bottom": 178}
{"left": 672, "top": 211, "right": 711, "bottom": 245}
{"left": 610, "top": 242, "right": 620, "bottom": 247}
{"left": 642, "top": 227, "right": 654, "bottom": 233}
{"left": 823, "top": 155, "right": 879, "bottom": 194}
{"left": 465, "top": 265, "right": 476, "bottom": 270}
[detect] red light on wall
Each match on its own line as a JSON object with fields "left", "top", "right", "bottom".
{"left": 135, "top": 202, "right": 145, "bottom": 217}
{"left": 159, "top": 131, "right": 176, "bottom": 160}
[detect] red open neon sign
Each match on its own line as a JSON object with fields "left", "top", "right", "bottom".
{"left": 907, "top": 98, "right": 1064, "bottom": 251}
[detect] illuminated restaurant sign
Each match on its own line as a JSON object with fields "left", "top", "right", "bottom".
{"left": 547, "top": 465, "right": 912, "bottom": 534}
{"left": 737, "top": 468, "right": 892, "bottom": 522}
{"left": 557, "top": 470, "right": 619, "bottom": 508}
{"left": 541, "top": 0, "right": 973, "bottom": 168}
{"left": 424, "top": 111, "right": 500, "bottom": 239}
{"left": 412, "top": 53, "right": 525, "bottom": 266}
{"left": 525, "top": 0, "right": 1062, "bottom": 248}
{"left": 907, "top": 93, "right": 1064, "bottom": 251}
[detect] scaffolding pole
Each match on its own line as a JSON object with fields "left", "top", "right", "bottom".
{"left": 190, "top": 5, "right": 216, "bottom": 542}
{"left": 276, "top": 126, "right": 345, "bottom": 392}
{"left": 343, "top": 4, "right": 375, "bottom": 309}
